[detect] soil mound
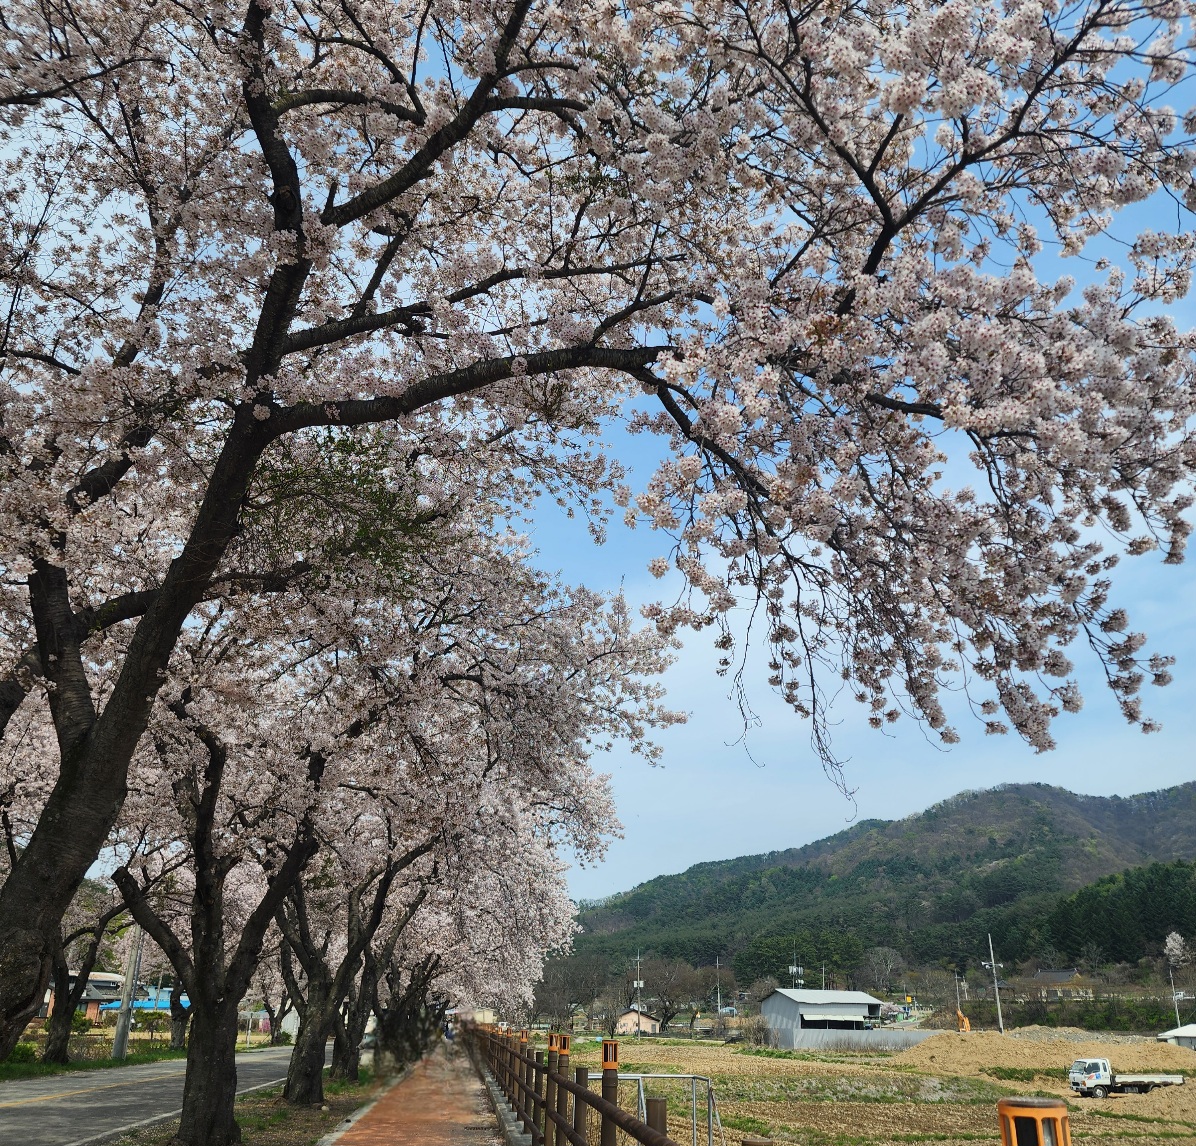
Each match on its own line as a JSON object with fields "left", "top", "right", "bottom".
{"left": 896, "top": 1030, "right": 1195, "bottom": 1075}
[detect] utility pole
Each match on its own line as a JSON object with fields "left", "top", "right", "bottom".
{"left": 983, "top": 934, "right": 1005, "bottom": 1035}
{"left": 112, "top": 924, "right": 145, "bottom": 1060}
{"left": 1170, "top": 965, "right": 1183, "bottom": 1028}
{"left": 788, "top": 940, "right": 803, "bottom": 990}
{"left": 715, "top": 957, "right": 722, "bottom": 1017}
{"left": 633, "top": 950, "right": 644, "bottom": 1038}
{"left": 821, "top": 963, "right": 825, "bottom": 991}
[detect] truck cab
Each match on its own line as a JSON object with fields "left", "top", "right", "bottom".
{"left": 1069, "top": 1059, "right": 1112, "bottom": 1097}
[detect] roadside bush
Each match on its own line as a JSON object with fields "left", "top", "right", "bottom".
{"left": 272, "top": 1030, "right": 293, "bottom": 1046}
{"left": 740, "top": 1014, "right": 776, "bottom": 1048}
{"left": 4, "top": 1043, "right": 37, "bottom": 1063}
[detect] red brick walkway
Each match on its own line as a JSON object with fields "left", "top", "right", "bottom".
{"left": 333, "top": 1045, "right": 500, "bottom": 1146}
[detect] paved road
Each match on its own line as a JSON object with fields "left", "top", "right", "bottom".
{"left": 0, "top": 1045, "right": 309, "bottom": 1146}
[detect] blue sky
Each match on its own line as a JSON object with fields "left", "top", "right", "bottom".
{"left": 527, "top": 422, "right": 1196, "bottom": 904}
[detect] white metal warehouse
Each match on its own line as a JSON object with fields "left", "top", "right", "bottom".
{"left": 761, "top": 988, "right": 883, "bottom": 1048}
{"left": 1158, "top": 1023, "right": 1196, "bottom": 1050}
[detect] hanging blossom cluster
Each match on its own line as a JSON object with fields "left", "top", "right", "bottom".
{"left": 1, "top": 0, "right": 1196, "bottom": 1051}
{"left": 620, "top": 0, "right": 1196, "bottom": 757}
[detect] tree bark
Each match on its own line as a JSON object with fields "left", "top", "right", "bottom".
{"left": 175, "top": 1002, "right": 242, "bottom": 1146}
{"left": 374, "top": 956, "right": 444, "bottom": 1073}
{"left": 330, "top": 1013, "right": 356, "bottom": 1082}
{"left": 285, "top": 993, "right": 332, "bottom": 1106}
{"left": 41, "top": 945, "right": 74, "bottom": 1065}
{"left": 330, "top": 957, "right": 373, "bottom": 1083}
{"left": 169, "top": 982, "right": 191, "bottom": 1051}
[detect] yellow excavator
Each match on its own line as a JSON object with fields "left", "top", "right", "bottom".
{"left": 956, "top": 1008, "right": 972, "bottom": 1033}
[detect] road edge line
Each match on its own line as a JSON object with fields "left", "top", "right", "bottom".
{"left": 56, "top": 1074, "right": 288, "bottom": 1146}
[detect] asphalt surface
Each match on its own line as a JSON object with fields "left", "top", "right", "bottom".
{"left": 0, "top": 1044, "right": 314, "bottom": 1146}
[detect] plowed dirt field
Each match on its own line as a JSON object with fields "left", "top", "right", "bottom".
{"left": 563, "top": 1031, "right": 1196, "bottom": 1146}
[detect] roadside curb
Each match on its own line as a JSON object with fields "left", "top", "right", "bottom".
{"left": 314, "top": 1062, "right": 415, "bottom": 1146}
{"left": 476, "top": 1061, "right": 533, "bottom": 1146}
{"left": 58, "top": 1074, "right": 288, "bottom": 1146}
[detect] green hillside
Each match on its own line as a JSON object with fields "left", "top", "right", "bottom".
{"left": 573, "top": 782, "right": 1196, "bottom": 981}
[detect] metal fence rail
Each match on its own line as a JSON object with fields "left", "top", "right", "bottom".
{"left": 465, "top": 1028, "right": 682, "bottom": 1146}
{"left": 618, "top": 1074, "right": 726, "bottom": 1146}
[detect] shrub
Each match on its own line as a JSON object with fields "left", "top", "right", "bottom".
{"left": 4, "top": 1043, "right": 37, "bottom": 1063}
{"left": 740, "top": 1014, "right": 776, "bottom": 1048}
{"left": 272, "top": 1030, "right": 293, "bottom": 1046}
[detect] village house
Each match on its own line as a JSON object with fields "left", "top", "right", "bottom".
{"left": 614, "top": 1007, "right": 661, "bottom": 1035}
{"left": 1029, "top": 969, "right": 1095, "bottom": 1002}
{"left": 42, "top": 970, "right": 127, "bottom": 1025}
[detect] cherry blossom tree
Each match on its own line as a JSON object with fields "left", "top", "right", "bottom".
{"left": 252, "top": 935, "right": 295, "bottom": 1048}
{"left": 103, "top": 503, "right": 662, "bottom": 1141}
{"left": 275, "top": 824, "right": 434, "bottom": 1105}
{"left": 4, "top": 0, "right": 1196, "bottom": 1062}
{"left": 42, "top": 882, "right": 127, "bottom": 1064}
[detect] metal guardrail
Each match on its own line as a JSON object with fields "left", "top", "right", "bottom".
{"left": 466, "top": 1027, "right": 683, "bottom": 1146}
{"left": 618, "top": 1074, "right": 726, "bottom": 1146}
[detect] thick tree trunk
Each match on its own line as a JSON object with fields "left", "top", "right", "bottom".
{"left": 0, "top": 417, "right": 274, "bottom": 1061}
{"left": 285, "top": 1001, "right": 332, "bottom": 1106}
{"left": 0, "top": 923, "right": 55, "bottom": 1061}
{"left": 329, "top": 1019, "right": 355, "bottom": 1082}
{"left": 41, "top": 949, "right": 74, "bottom": 1065}
{"left": 331, "top": 988, "right": 370, "bottom": 1082}
{"left": 174, "top": 1003, "right": 242, "bottom": 1146}
{"left": 169, "top": 984, "right": 191, "bottom": 1051}
{"left": 265, "top": 997, "right": 292, "bottom": 1046}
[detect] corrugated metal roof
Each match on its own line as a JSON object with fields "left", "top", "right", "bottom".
{"left": 768, "top": 989, "right": 882, "bottom": 1006}
{"left": 1158, "top": 1024, "right": 1196, "bottom": 1038}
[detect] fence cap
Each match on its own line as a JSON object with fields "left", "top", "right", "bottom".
{"left": 558, "top": 1033, "right": 571, "bottom": 1055}
{"left": 548, "top": 1032, "right": 559, "bottom": 1050}
{"left": 997, "top": 1097, "right": 1068, "bottom": 1113}
{"left": 602, "top": 1038, "right": 619, "bottom": 1070}
{"left": 520, "top": 1029, "right": 529, "bottom": 1042}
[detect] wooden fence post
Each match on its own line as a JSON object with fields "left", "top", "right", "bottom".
{"left": 573, "top": 1065, "right": 590, "bottom": 1146}
{"left": 555, "top": 1034, "right": 571, "bottom": 1146}
{"left": 646, "top": 1097, "right": 667, "bottom": 1138}
{"left": 601, "top": 1039, "right": 619, "bottom": 1146}
{"left": 545, "top": 1034, "right": 559, "bottom": 1144}
{"left": 519, "top": 1030, "right": 532, "bottom": 1134}
{"left": 533, "top": 1049, "right": 546, "bottom": 1146}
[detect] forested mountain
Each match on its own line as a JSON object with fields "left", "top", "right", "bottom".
{"left": 573, "top": 782, "right": 1196, "bottom": 981}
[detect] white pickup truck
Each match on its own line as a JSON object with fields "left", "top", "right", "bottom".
{"left": 1069, "top": 1058, "right": 1185, "bottom": 1098}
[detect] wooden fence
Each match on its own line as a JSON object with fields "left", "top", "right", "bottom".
{"left": 465, "top": 1028, "right": 679, "bottom": 1146}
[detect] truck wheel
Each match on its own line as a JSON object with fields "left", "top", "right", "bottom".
{"left": 1093, "top": 1086, "right": 1108, "bottom": 1099}
{"left": 1142, "top": 1084, "right": 1153, "bottom": 1094}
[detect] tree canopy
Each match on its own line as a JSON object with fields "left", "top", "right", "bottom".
{"left": 3, "top": 0, "right": 1196, "bottom": 1110}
